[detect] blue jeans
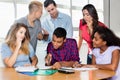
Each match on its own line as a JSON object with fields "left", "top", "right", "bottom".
{"left": 87, "top": 54, "right": 92, "bottom": 64}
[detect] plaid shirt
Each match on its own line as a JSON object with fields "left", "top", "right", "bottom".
{"left": 47, "top": 38, "right": 80, "bottom": 65}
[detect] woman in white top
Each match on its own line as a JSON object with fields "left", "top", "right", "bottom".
{"left": 85, "top": 26, "right": 120, "bottom": 80}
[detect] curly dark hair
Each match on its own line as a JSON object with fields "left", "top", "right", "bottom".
{"left": 93, "top": 26, "right": 120, "bottom": 47}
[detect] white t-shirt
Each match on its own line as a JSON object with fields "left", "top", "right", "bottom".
{"left": 93, "top": 46, "right": 120, "bottom": 80}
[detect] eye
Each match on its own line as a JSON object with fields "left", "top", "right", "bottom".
{"left": 48, "top": 10, "right": 50, "bottom": 12}
{"left": 86, "top": 13, "right": 90, "bottom": 16}
{"left": 51, "top": 8, "right": 54, "bottom": 11}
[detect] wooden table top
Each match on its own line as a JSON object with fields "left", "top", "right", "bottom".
{"left": 0, "top": 67, "right": 115, "bottom": 80}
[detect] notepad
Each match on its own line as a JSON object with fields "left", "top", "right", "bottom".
{"left": 73, "top": 67, "right": 98, "bottom": 71}
{"left": 15, "top": 66, "right": 38, "bottom": 72}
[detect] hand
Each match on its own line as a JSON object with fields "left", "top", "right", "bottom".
{"left": 42, "top": 28, "right": 49, "bottom": 35}
{"left": 72, "top": 61, "right": 82, "bottom": 68}
{"left": 42, "top": 29, "right": 49, "bottom": 41}
{"left": 16, "top": 38, "right": 22, "bottom": 49}
{"left": 86, "top": 20, "right": 93, "bottom": 35}
{"left": 86, "top": 19, "right": 93, "bottom": 28}
{"left": 37, "top": 32, "right": 43, "bottom": 40}
{"left": 45, "top": 53, "right": 52, "bottom": 66}
{"left": 52, "top": 62, "right": 62, "bottom": 69}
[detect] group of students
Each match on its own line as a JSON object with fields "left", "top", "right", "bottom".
{"left": 0, "top": 0, "right": 120, "bottom": 80}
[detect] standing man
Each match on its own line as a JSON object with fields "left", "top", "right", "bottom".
{"left": 13, "top": 1, "right": 48, "bottom": 52}
{"left": 42, "top": 0, "right": 73, "bottom": 42}
{"left": 45, "top": 27, "right": 80, "bottom": 69}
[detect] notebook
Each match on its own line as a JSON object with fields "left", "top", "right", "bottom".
{"left": 15, "top": 66, "right": 38, "bottom": 72}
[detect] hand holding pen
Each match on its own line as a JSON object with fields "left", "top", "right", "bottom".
{"left": 45, "top": 53, "right": 52, "bottom": 66}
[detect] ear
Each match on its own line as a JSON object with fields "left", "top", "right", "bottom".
{"left": 64, "top": 38, "right": 66, "bottom": 42}
{"left": 103, "top": 41, "right": 107, "bottom": 45}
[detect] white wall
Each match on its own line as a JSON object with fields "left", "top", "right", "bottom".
{"left": 104, "top": 0, "right": 120, "bottom": 37}
{"left": 110, "top": 0, "right": 120, "bottom": 37}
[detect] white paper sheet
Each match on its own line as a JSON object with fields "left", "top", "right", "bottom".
{"left": 73, "top": 67, "right": 98, "bottom": 71}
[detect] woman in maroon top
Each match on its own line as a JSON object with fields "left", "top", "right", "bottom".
{"left": 78, "top": 4, "right": 107, "bottom": 64}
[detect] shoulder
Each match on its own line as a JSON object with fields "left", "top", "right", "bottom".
{"left": 66, "top": 38, "right": 77, "bottom": 44}
{"left": 92, "top": 48, "right": 100, "bottom": 55}
{"left": 108, "top": 46, "right": 120, "bottom": 51}
{"left": 1, "top": 43, "right": 11, "bottom": 55}
{"left": 79, "top": 19, "right": 87, "bottom": 29}
{"left": 98, "top": 21, "right": 107, "bottom": 27}
{"left": 92, "top": 48, "right": 100, "bottom": 52}
{"left": 1, "top": 43, "right": 9, "bottom": 49}
{"left": 15, "top": 16, "right": 27, "bottom": 24}
{"left": 59, "top": 12, "right": 71, "bottom": 19}
{"left": 48, "top": 42, "right": 53, "bottom": 46}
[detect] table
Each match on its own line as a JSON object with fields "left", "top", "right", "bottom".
{"left": 0, "top": 68, "right": 115, "bottom": 80}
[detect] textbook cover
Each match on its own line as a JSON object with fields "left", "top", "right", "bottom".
{"left": 19, "top": 69, "right": 57, "bottom": 76}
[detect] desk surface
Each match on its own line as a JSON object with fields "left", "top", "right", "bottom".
{"left": 0, "top": 68, "right": 115, "bottom": 80}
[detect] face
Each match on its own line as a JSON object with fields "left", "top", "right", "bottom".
{"left": 35, "top": 7, "right": 43, "bottom": 19}
{"left": 92, "top": 32, "right": 106, "bottom": 48}
{"left": 52, "top": 35, "right": 66, "bottom": 49}
{"left": 16, "top": 27, "right": 26, "bottom": 41}
{"left": 45, "top": 4, "right": 58, "bottom": 18}
{"left": 83, "top": 9, "right": 93, "bottom": 23}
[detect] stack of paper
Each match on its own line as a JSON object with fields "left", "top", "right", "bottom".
{"left": 15, "top": 66, "right": 38, "bottom": 72}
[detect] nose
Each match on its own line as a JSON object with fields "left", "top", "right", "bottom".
{"left": 53, "top": 42, "right": 57, "bottom": 46}
{"left": 83, "top": 15, "right": 88, "bottom": 20}
{"left": 92, "top": 38, "right": 95, "bottom": 42}
{"left": 22, "top": 34, "right": 25, "bottom": 39}
{"left": 49, "top": 10, "right": 54, "bottom": 15}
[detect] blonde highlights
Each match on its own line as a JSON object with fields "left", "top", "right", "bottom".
{"left": 6, "top": 23, "right": 30, "bottom": 55}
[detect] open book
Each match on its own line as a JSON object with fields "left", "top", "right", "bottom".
{"left": 15, "top": 66, "right": 38, "bottom": 72}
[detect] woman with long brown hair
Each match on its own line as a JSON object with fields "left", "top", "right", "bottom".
{"left": 1, "top": 23, "right": 38, "bottom": 67}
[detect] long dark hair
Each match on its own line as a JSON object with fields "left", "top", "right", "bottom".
{"left": 94, "top": 26, "right": 120, "bottom": 47}
{"left": 82, "top": 4, "right": 98, "bottom": 30}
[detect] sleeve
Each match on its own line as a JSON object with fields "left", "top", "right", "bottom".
{"left": 47, "top": 42, "right": 52, "bottom": 54}
{"left": 79, "top": 19, "right": 83, "bottom": 30}
{"left": 41, "top": 18, "right": 52, "bottom": 42}
{"left": 29, "top": 43, "right": 35, "bottom": 58}
{"left": 1, "top": 43, "right": 12, "bottom": 59}
{"left": 70, "top": 39, "right": 80, "bottom": 62}
{"left": 37, "top": 20, "right": 42, "bottom": 34}
{"left": 92, "top": 48, "right": 99, "bottom": 58}
{"left": 66, "top": 16, "right": 73, "bottom": 38}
